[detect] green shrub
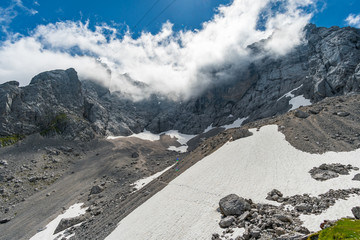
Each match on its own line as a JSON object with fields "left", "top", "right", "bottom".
{"left": 309, "top": 219, "right": 360, "bottom": 240}
{"left": 0, "top": 134, "right": 24, "bottom": 147}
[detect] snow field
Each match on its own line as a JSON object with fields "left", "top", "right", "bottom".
{"left": 106, "top": 125, "right": 360, "bottom": 240}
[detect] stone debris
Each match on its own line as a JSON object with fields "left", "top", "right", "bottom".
{"left": 309, "top": 163, "right": 358, "bottom": 181}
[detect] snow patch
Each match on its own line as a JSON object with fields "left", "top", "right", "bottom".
{"left": 203, "top": 124, "right": 215, "bottom": 133}
{"left": 223, "top": 117, "right": 249, "bottom": 130}
{"left": 277, "top": 84, "right": 303, "bottom": 101}
{"left": 277, "top": 85, "right": 312, "bottom": 110}
{"left": 107, "top": 130, "right": 160, "bottom": 141}
{"left": 108, "top": 130, "right": 196, "bottom": 152}
{"left": 132, "top": 164, "right": 176, "bottom": 191}
{"left": 289, "top": 95, "right": 312, "bottom": 111}
{"left": 106, "top": 125, "right": 360, "bottom": 240}
{"left": 30, "top": 203, "right": 87, "bottom": 240}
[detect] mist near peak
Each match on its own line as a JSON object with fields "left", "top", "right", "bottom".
{"left": 0, "top": 0, "right": 316, "bottom": 101}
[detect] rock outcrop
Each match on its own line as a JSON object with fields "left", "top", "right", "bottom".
{"left": 0, "top": 25, "right": 359, "bottom": 140}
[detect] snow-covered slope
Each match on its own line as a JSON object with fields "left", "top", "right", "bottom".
{"left": 106, "top": 125, "right": 360, "bottom": 240}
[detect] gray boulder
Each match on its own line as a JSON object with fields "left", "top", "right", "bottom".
{"left": 219, "top": 194, "right": 251, "bottom": 216}
{"left": 90, "top": 185, "right": 103, "bottom": 195}
{"left": 294, "top": 110, "right": 310, "bottom": 119}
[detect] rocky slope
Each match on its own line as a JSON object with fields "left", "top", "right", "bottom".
{"left": 0, "top": 24, "right": 360, "bottom": 140}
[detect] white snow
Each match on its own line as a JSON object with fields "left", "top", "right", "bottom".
{"left": 163, "top": 130, "right": 196, "bottom": 145}
{"left": 203, "top": 124, "right": 215, "bottom": 133}
{"left": 167, "top": 145, "right": 188, "bottom": 153}
{"left": 107, "top": 130, "right": 160, "bottom": 141}
{"left": 300, "top": 195, "right": 360, "bottom": 232}
{"left": 108, "top": 129, "right": 196, "bottom": 152}
{"left": 132, "top": 164, "right": 176, "bottom": 191}
{"left": 277, "top": 85, "right": 303, "bottom": 101}
{"left": 289, "top": 95, "right": 312, "bottom": 111}
{"left": 30, "top": 203, "right": 87, "bottom": 240}
{"left": 106, "top": 125, "right": 360, "bottom": 240}
{"left": 277, "top": 85, "right": 312, "bottom": 110}
{"left": 223, "top": 117, "right": 249, "bottom": 130}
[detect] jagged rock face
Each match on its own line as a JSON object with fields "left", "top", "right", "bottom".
{"left": 0, "top": 69, "right": 93, "bottom": 140}
{"left": 145, "top": 25, "right": 360, "bottom": 133}
{"left": 0, "top": 25, "right": 359, "bottom": 139}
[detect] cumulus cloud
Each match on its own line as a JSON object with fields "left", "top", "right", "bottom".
{"left": 0, "top": 0, "right": 316, "bottom": 101}
{"left": 346, "top": 14, "right": 360, "bottom": 28}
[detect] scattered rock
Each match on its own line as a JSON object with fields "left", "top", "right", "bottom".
{"left": 309, "top": 163, "right": 356, "bottom": 181}
{"left": 266, "top": 189, "right": 283, "bottom": 201}
{"left": 90, "top": 185, "right": 103, "bottom": 195}
{"left": 294, "top": 110, "right": 309, "bottom": 119}
{"left": 219, "top": 194, "right": 251, "bottom": 216}
{"left": 352, "top": 206, "right": 360, "bottom": 219}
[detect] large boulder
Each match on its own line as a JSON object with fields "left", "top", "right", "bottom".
{"left": 219, "top": 194, "right": 251, "bottom": 216}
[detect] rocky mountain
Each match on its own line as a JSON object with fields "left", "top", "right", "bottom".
{"left": 0, "top": 24, "right": 359, "bottom": 141}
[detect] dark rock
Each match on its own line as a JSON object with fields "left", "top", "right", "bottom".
{"left": 310, "top": 163, "right": 355, "bottom": 181}
{"left": 266, "top": 189, "right": 283, "bottom": 201}
{"left": 353, "top": 174, "right": 360, "bottom": 181}
{"left": 219, "top": 194, "right": 251, "bottom": 216}
{"left": 0, "top": 160, "right": 8, "bottom": 166}
{"left": 352, "top": 206, "right": 360, "bottom": 219}
{"left": 212, "top": 233, "right": 220, "bottom": 240}
{"left": 90, "top": 185, "right": 103, "bottom": 195}
{"left": 0, "top": 218, "right": 11, "bottom": 224}
{"left": 219, "top": 216, "right": 236, "bottom": 228}
{"left": 294, "top": 110, "right": 309, "bottom": 119}
{"left": 131, "top": 152, "right": 139, "bottom": 158}
{"left": 54, "top": 215, "right": 86, "bottom": 234}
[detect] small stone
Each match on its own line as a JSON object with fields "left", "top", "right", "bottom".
{"left": 336, "top": 112, "right": 350, "bottom": 117}
{"left": 131, "top": 152, "right": 139, "bottom": 158}
{"left": 219, "top": 216, "right": 235, "bottom": 228}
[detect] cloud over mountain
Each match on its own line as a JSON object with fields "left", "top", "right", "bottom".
{"left": 0, "top": 0, "right": 316, "bottom": 101}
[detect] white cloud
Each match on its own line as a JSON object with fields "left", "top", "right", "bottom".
{"left": 0, "top": 0, "right": 316, "bottom": 101}
{"left": 346, "top": 14, "right": 360, "bottom": 28}
{"left": 0, "top": 0, "right": 38, "bottom": 34}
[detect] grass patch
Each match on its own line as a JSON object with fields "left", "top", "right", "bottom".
{"left": 309, "top": 219, "right": 360, "bottom": 240}
{"left": 0, "top": 134, "right": 24, "bottom": 147}
{"left": 40, "top": 113, "right": 68, "bottom": 136}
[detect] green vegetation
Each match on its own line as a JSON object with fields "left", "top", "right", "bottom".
{"left": 308, "top": 219, "right": 360, "bottom": 240}
{"left": 40, "top": 113, "right": 68, "bottom": 136}
{"left": 0, "top": 134, "right": 24, "bottom": 147}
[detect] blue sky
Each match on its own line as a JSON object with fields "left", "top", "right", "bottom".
{"left": 0, "top": 0, "right": 359, "bottom": 100}
{"left": 1, "top": 0, "right": 359, "bottom": 40}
